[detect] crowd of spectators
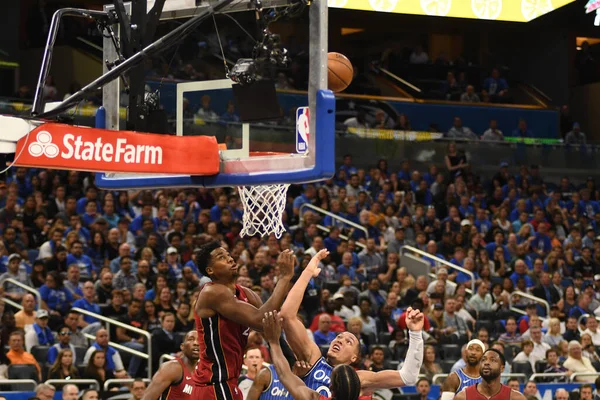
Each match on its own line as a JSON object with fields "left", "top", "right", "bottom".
{"left": 3, "top": 148, "right": 600, "bottom": 397}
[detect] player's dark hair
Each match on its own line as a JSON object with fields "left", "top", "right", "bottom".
{"left": 196, "top": 241, "right": 221, "bottom": 277}
{"left": 331, "top": 364, "right": 361, "bottom": 400}
{"left": 483, "top": 348, "right": 505, "bottom": 365}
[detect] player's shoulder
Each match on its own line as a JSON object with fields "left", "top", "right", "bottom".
{"left": 256, "top": 365, "right": 272, "bottom": 384}
{"left": 197, "top": 282, "right": 229, "bottom": 300}
{"left": 156, "top": 358, "right": 185, "bottom": 379}
{"left": 510, "top": 389, "right": 527, "bottom": 400}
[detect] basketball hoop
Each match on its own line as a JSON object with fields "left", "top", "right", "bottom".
{"left": 238, "top": 183, "right": 290, "bottom": 238}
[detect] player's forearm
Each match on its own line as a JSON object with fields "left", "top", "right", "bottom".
{"left": 399, "top": 330, "right": 424, "bottom": 386}
{"left": 280, "top": 272, "right": 312, "bottom": 318}
{"left": 268, "top": 342, "right": 310, "bottom": 399}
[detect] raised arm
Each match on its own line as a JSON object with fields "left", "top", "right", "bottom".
{"left": 358, "top": 307, "right": 424, "bottom": 395}
{"left": 263, "top": 311, "right": 320, "bottom": 400}
{"left": 202, "top": 250, "right": 295, "bottom": 331}
{"left": 279, "top": 250, "right": 328, "bottom": 364}
{"left": 141, "top": 360, "right": 182, "bottom": 400}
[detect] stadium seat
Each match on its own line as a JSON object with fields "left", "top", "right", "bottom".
{"left": 319, "top": 345, "right": 329, "bottom": 357}
{"left": 74, "top": 346, "right": 88, "bottom": 363}
{"left": 8, "top": 364, "right": 39, "bottom": 382}
{"left": 534, "top": 359, "right": 547, "bottom": 373}
{"left": 441, "top": 359, "right": 457, "bottom": 374}
{"left": 367, "top": 332, "right": 377, "bottom": 346}
{"left": 389, "top": 360, "right": 399, "bottom": 370}
{"left": 475, "top": 320, "right": 494, "bottom": 336}
{"left": 512, "top": 361, "right": 533, "bottom": 376}
{"left": 27, "top": 249, "right": 39, "bottom": 264}
{"left": 478, "top": 310, "right": 497, "bottom": 320}
{"left": 441, "top": 344, "right": 461, "bottom": 360}
{"left": 174, "top": 332, "right": 186, "bottom": 347}
{"left": 494, "top": 320, "right": 506, "bottom": 335}
{"left": 368, "top": 344, "right": 392, "bottom": 359}
{"left": 324, "top": 281, "right": 341, "bottom": 294}
{"left": 504, "top": 345, "right": 518, "bottom": 364}
{"left": 30, "top": 346, "right": 50, "bottom": 365}
{"left": 394, "top": 344, "right": 408, "bottom": 359}
{"left": 378, "top": 332, "right": 391, "bottom": 346}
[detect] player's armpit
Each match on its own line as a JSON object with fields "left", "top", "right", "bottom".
{"left": 453, "top": 389, "right": 466, "bottom": 400}
{"left": 357, "top": 370, "right": 404, "bottom": 393}
{"left": 246, "top": 367, "right": 271, "bottom": 400}
{"left": 141, "top": 360, "right": 182, "bottom": 400}
{"left": 280, "top": 314, "right": 321, "bottom": 364}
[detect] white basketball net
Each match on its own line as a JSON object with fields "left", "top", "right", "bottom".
{"left": 238, "top": 184, "right": 290, "bottom": 238}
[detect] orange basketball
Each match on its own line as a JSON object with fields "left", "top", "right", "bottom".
{"left": 328, "top": 52, "right": 353, "bottom": 93}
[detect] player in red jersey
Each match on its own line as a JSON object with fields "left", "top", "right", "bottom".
{"left": 262, "top": 310, "right": 361, "bottom": 400}
{"left": 454, "top": 349, "right": 526, "bottom": 400}
{"left": 141, "top": 330, "right": 199, "bottom": 400}
{"left": 192, "top": 241, "right": 295, "bottom": 400}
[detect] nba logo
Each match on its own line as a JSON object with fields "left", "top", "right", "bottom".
{"left": 296, "top": 107, "right": 310, "bottom": 154}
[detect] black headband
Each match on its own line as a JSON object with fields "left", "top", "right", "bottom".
{"left": 484, "top": 348, "right": 506, "bottom": 365}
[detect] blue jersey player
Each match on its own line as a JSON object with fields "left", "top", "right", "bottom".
{"left": 277, "top": 250, "right": 425, "bottom": 398}
{"left": 247, "top": 364, "right": 290, "bottom": 400}
{"left": 441, "top": 339, "right": 485, "bottom": 400}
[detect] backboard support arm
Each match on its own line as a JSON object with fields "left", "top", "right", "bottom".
{"left": 34, "top": 0, "right": 237, "bottom": 121}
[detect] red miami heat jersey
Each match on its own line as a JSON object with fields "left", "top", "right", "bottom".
{"left": 465, "top": 384, "right": 512, "bottom": 400}
{"left": 194, "top": 283, "right": 249, "bottom": 390}
{"left": 161, "top": 358, "right": 194, "bottom": 400}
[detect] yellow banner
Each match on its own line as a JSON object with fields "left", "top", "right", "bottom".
{"left": 328, "top": 0, "right": 575, "bottom": 22}
{"left": 346, "top": 127, "right": 443, "bottom": 141}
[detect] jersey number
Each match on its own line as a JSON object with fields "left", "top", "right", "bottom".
{"left": 242, "top": 327, "right": 250, "bottom": 336}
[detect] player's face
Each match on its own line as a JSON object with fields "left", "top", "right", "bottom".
{"left": 207, "top": 247, "right": 237, "bottom": 280}
{"left": 480, "top": 352, "right": 503, "bottom": 381}
{"left": 466, "top": 344, "right": 483, "bottom": 367}
{"left": 327, "top": 332, "right": 359, "bottom": 365}
{"left": 181, "top": 331, "right": 200, "bottom": 361}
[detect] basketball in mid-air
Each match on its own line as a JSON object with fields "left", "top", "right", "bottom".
{"left": 327, "top": 52, "right": 353, "bottom": 93}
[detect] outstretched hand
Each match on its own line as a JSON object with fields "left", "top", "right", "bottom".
{"left": 405, "top": 306, "right": 425, "bottom": 332}
{"left": 277, "top": 249, "right": 296, "bottom": 279}
{"left": 262, "top": 311, "right": 283, "bottom": 343}
{"left": 304, "top": 249, "right": 328, "bottom": 278}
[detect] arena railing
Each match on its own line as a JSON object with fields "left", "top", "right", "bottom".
{"left": 0, "top": 379, "right": 38, "bottom": 391}
{"left": 570, "top": 372, "right": 600, "bottom": 382}
{"left": 71, "top": 307, "right": 152, "bottom": 380}
{"left": 508, "top": 291, "right": 550, "bottom": 319}
{"left": 298, "top": 203, "right": 369, "bottom": 249}
{"left": 529, "top": 373, "right": 569, "bottom": 382}
{"left": 104, "top": 378, "right": 151, "bottom": 392}
{"left": 400, "top": 246, "right": 475, "bottom": 294}
{"left": 159, "top": 354, "right": 175, "bottom": 365}
{"left": 576, "top": 313, "right": 600, "bottom": 333}
{"left": 0, "top": 278, "right": 42, "bottom": 309}
{"left": 431, "top": 373, "right": 527, "bottom": 385}
{"left": 45, "top": 379, "right": 100, "bottom": 390}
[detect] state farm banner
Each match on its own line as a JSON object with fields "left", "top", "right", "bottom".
{"left": 14, "top": 123, "right": 220, "bottom": 175}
